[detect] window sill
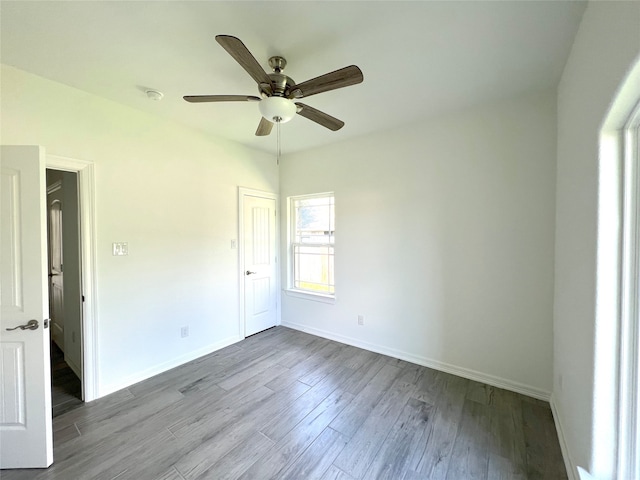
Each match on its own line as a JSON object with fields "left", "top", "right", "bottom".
{"left": 284, "top": 289, "right": 336, "bottom": 304}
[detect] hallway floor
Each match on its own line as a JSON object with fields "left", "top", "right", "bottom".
{"left": 50, "top": 342, "right": 82, "bottom": 418}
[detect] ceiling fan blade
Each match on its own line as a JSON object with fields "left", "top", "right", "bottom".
{"left": 289, "top": 65, "right": 363, "bottom": 99}
{"left": 183, "top": 95, "right": 261, "bottom": 103}
{"left": 255, "top": 117, "right": 274, "bottom": 136}
{"left": 215, "top": 35, "right": 273, "bottom": 87}
{"left": 295, "top": 103, "right": 345, "bottom": 131}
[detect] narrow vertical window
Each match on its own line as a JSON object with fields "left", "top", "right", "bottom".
{"left": 619, "top": 101, "right": 640, "bottom": 480}
{"left": 289, "top": 193, "right": 335, "bottom": 296}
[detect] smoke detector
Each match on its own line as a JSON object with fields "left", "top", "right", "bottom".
{"left": 145, "top": 89, "right": 164, "bottom": 101}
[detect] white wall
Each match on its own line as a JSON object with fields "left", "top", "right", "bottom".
{"left": 554, "top": 1, "right": 640, "bottom": 478}
{"left": 1, "top": 65, "right": 278, "bottom": 396}
{"left": 280, "top": 90, "right": 557, "bottom": 398}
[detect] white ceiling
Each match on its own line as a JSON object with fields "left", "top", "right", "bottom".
{"left": 1, "top": 1, "right": 586, "bottom": 154}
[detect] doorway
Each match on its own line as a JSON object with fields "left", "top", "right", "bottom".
{"left": 46, "top": 169, "right": 83, "bottom": 416}
{"left": 46, "top": 154, "right": 98, "bottom": 403}
{"left": 238, "top": 188, "right": 279, "bottom": 337}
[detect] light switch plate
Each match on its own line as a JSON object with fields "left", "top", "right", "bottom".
{"left": 112, "top": 242, "right": 128, "bottom": 256}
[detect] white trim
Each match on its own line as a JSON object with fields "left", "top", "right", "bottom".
{"left": 238, "top": 187, "right": 280, "bottom": 338}
{"left": 618, "top": 101, "right": 640, "bottom": 480}
{"left": 65, "top": 356, "right": 81, "bottom": 380}
{"left": 99, "top": 335, "right": 242, "bottom": 398}
{"left": 551, "top": 393, "right": 579, "bottom": 480}
{"left": 577, "top": 467, "right": 600, "bottom": 480}
{"left": 281, "top": 320, "right": 551, "bottom": 401}
{"left": 283, "top": 288, "right": 336, "bottom": 304}
{"left": 46, "top": 155, "right": 99, "bottom": 402}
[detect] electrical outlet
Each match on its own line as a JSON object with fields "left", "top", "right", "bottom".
{"left": 181, "top": 326, "right": 189, "bottom": 338}
{"left": 358, "top": 315, "right": 364, "bottom": 326}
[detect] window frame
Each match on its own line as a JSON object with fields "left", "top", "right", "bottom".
{"left": 618, "top": 100, "right": 640, "bottom": 480}
{"left": 285, "top": 192, "right": 336, "bottom": 303}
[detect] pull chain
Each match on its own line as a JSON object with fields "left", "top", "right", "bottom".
{"left": 275, "top": 116, "right": 282, "bottom": 165}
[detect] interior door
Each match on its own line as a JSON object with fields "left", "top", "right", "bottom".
{"left": 242, "top": 193, "right": 277, "bottom": 336}
{"left": 0, "top": 146, "right": 53, "bottom": 468}
{"left": 47, "top": 181, "right": 65, "bottom": 350}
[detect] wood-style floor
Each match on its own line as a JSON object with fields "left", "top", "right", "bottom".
{"left": 3, "top": 327, "right": 567, "bottom": 480}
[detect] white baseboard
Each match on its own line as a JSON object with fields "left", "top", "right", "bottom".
{"left": 281, "top": 321, "right": 551, "bottom": 401}
{"left": 65, "top": 355, "right": 82, "bottom": 380}
{"left": 97, "top": 335, "right": 243, "bottom": 398}
{"left": 550, "top": 394, "right": 578, "bottom": 480}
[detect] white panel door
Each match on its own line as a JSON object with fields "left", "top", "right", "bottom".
{"left": 47, "top": 182, "right": 65, "bottom": 350}
{"left": 0, "top": 146, "right": 53, "bottom": 468}
{"left": 243, "top": 194, "right": 277, "bottom": 336}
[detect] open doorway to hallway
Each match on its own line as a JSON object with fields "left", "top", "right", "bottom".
{"left": 46, "top": 169, "right": 83, "bottom": 417}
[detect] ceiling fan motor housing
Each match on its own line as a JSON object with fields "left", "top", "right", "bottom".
{"left": 258, "top": 57, "right": 295, "bottom": 98}
{"left": 261, "top": 72, "right": 295, "bottom": 98}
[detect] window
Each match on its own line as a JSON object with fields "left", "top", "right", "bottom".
{"left": 289, "top": 193, "right": 335, "bottom": 296}
{"left": 619, "top": 102, "right": 640, "bottom": 480}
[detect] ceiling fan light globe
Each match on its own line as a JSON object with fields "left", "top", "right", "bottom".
{"left": 259, "top": 96, "right": 296, "bottom": 123}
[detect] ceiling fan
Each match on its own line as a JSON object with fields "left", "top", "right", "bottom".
{"left": 184, "top": 35, "right": 364, "bottom": 136}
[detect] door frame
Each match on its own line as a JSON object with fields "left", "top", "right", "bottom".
{"left": 238, "top": 187, "right": 280, "bottom": 338}
{"left": 46, "top": 155, "right": 98, "bottom": 402}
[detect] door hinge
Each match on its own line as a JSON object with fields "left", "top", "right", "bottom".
{"left": 82, "top": 295, "right": 85, "bottom": 302}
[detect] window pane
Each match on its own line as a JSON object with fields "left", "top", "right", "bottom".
{"left": 294, "top": 197, "right": 335, "bottom": 244}
{"left": 293, "top": 244, "right": 334, "bottom": 294}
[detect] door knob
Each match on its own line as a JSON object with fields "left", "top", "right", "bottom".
{"left": 6, "top": 319, "right": 39, "bottom": 331}
{"left": 246, "top": 270, "right": 257, "bottom": 275}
